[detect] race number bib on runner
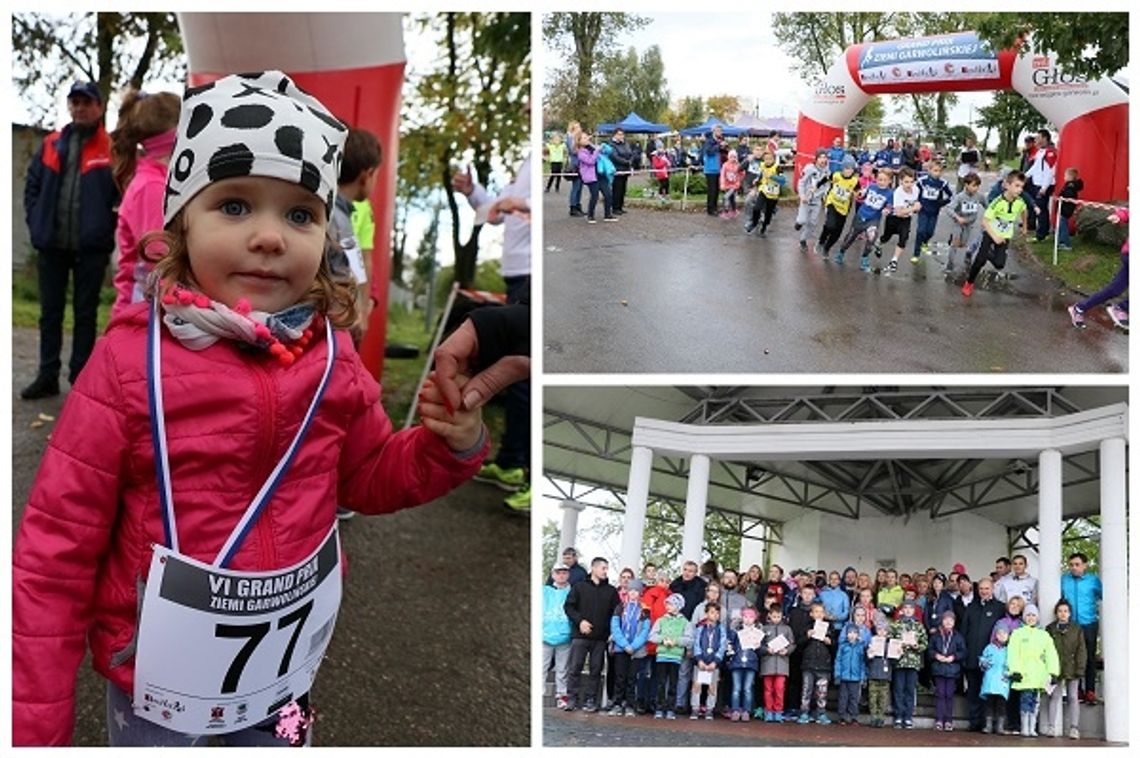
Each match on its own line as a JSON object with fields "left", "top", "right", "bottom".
{"left": 133, "top": 528, "right": 341, "bottom": 734}
{"left": 832, "top": 186, "right": 850, "bottom": 200}
{"left": 994, "top": 218, "right": 1015, "bottom": 236}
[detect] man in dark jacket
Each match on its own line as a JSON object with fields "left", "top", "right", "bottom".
{"left": 607, "top": 129, "right": 634, "bottom": 216}
{"left": 960, "top": 577, "right": 1005, "bottom": 731}
{"left": 668, "top": 560, "right": 706, "bottom": 712}
{"left": 545, "top": 547, "right": 588, "bottom": 586}
{"left": 563, "top": 557, "right": 620, "bottom": 711}
{"left": 22, "top": 81, "right": 119, "bottom": 399}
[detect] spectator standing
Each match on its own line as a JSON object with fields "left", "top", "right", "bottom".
{"left": 1060, "top": 552, "right": 1102, "bottom": 702}
{"left": 563, "top": 557, "right": 620, "bottom": 712}
{"left": 543, "top": 564, "right": 574, "bottom": 709}
{"left": 566, "top": 122, "right": 584, "bottom": 216}
{"left": 22, "top": 81, "right": 119, "bottom": 399}
{"left": 1025, "top": 129, "right": 1059, "bottom": 241}
{"left": 994, "top": 554, "right": 1038, "bottom": 606}
{"left": 703, "top": 125, "right": 724, "bottom": 216}
{"left": 1044, "top": 598, "right": 1087, "bottom": 739}
{"left": 546, "top": 132, "right": 566, "bottom": 193}
{"left": 547, "top": 547, "right": 588, "bottom": 586}
{"left": 607, "top": 128, "right": 634, "bottom": 215}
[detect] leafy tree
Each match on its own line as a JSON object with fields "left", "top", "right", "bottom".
{"left": 405, "top": 13, "right": 529, "bottom": 289}
{"left": 579, "top": 500, "right": 742, "bottom": 578}
{"left": 12, "top": 12, "right": 185, "bottom": 127}
{"left": 630, "top": 45, "right": 670, "bottom": 123}
{"left": 976, "top": 90, "right": 1042, "bottom": 161}
{"left": 945, "top": 125, "right": 978, "bottom": 148}
{"left": 543, "top": 13, "right": 649, "bottom": 125}
{"left": 1061, "top": 516, "right": 1100, "bottom": 575}
{"left": 409, "top": 205, "right": 442, "bottom": 297}
{"left": 772, "top": 12, "right": 895, "bottom": 81}
{"left": 974, "top": 13, "right": 1128, "bottom": 81}
{"left": 848, "top": 97, "right": 884, "bottom": 147}
{"left": 666, "top": 96, "right": 706, "bottom": 130}
{"left": 542, "top": 519, "right": 562, "bottom": 580}
{"left": 705, "top": 94, "right": 740, "bottom": 123}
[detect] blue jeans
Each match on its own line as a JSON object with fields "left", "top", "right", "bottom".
{"left": 1058, "top": 214, "right": 1073, "bottom": 246}
{"left": 106, "top": 680, "right": 305, "bottom": 746}
{"left": 1019, "top": 689, "right": 1039, "bottom": 713}
{"left": 730, "top": 669, "right": 756, "bottom": 713}
{"left": 569, "top": 175, "right": 583, "bottom": 211}
{"left": 915, "top": 211, "right": 938, "bottom": 253}
{"left": 892, "top": 668, "right": 918, "bottom": 722}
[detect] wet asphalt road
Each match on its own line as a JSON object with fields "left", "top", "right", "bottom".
{"left": 543, "top": 186, "right": 1127, "bottom": 374}
{"left": 11, "top": 328, "right": 529, "bottom": 746}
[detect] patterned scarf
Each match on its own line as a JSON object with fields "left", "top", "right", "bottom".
{"left": 620, "top": 602, "right": 640, "bottom": 643}
{"left": 159, "top": 286, "right": 315, "bottom": 353}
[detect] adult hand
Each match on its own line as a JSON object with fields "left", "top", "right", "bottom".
{"left": 625, "top": 646, "right": 633, "bottom": 656}
{"left": 580, "top": 620, "right": 593, "bottom": 635}
{"left": 450, "top": 169, "right": 475, "bottom": 197}
{"left": 433, "top": 319, "right": 530, "bottom": 412}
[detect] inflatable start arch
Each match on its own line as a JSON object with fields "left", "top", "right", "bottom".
{"left": 796, "top": 32, "right": 1128, "bottom": 203}
{"left": 178, "top": 13, "right": 405, "bottom": 379}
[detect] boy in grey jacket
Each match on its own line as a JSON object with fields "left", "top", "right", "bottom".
{"left": 795, "top": 150, "right": 831, "bottom": 253}
{"left": 946, "top": 172, "right": 985, "bottom": 271}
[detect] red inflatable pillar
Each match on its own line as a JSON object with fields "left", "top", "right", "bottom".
{"left": 1058, "top": 104, "right": 1129, "bottom": 203}
{"left": 795, "top": 115, "right": 844, "bottom": 190}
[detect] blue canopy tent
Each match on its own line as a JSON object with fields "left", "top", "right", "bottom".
{"left": 678, "top": 117, "right": 746, "bottom": 138}
{"left": 596, "top": 111, "right": 671, "bottom": 135}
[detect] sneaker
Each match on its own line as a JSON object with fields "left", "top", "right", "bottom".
{"left": 555, "top": 695, "right": 569, "bottom": 710}
{"left": 962, "top": 281, "right": 974, "bottom": 297}
{"left": 1058, "top": 244, "right": 1073, "bottom": 251}
{"left": 946, "top": 722, "right": 954, "bottom": 732}
{"left": 921, "top": 243, "right": 932, "bottom": 255}
{"left": 608, "top": 704, "right": 623, "bottom": 716}
{"left": 666, "top": 711, "right": 676, "bottom": 720}
{"left": 1108, "top": 304, "right": 1129, "bottom": 330}
{"left": 817, "top": 714, "right": 832, "bottom": 725}
{"left": 20, "top": 375, "right": 60, "bottom": 400}
{"left": 1070, "top": 727, "right": 1080, "bottom": 739}
{"left": 800, "top": 240, "right": 808, "bottom": 253}
{"left": 873, "top": 244, "right": 883, "bottom": 258}
{"left": 587, "top": 217, "right": 597, "bottom": 224}
{"left": 1067, "top": 304, "right": 1087, "bottom": 328}
{"left": 476, "top": 463, "right": 526, "bottom": 491}
{"left": 582, "top": 700, "right": 598, "bottom": 713}
{"left": 336, "top": 506, "right": 356, "bottom": 520}
{"left": 690, "top": 711, "right": 699, "bottom": 720}
{"left": 759, "top": 227, "right": 767, "bottom": 237}
{"left": 835, "top": 251, "right": 845, "bottom": 265}
{"left": 565, "top": 700, "right": 576, "bottom": 712}
{"left": 934, "top": 721, "right": 943, "bottom": 731}
{"left": 909, "top": 255, "right": 921, "bottom": 264}
{"left": 797, "top": 713, "right": 811, "bottom": 724}
{"left": 603, "top": 215, "right": 617, "bottom": 222}
{"left": 886, "top": 259, "right": 898, "bottom": 274}
{"left": 741, "top": 711, "right": 750, "bottom": 722}
{"left": 820, "top": 247, "right": 830, "bottom": 260}
{"left": 860, "top": 256, "right": 871, "bottom": 273}
{"left": 705, "top": 710, "right": 714, "bottom": 721}
{"left": 904, "top": 720, "right": 914, "bottom": 729}
{"left": 894, "top": 720, "right": 903, "bottom": 729}
{"left": 1083, "top": 690, "right": 1097, "bottom": 704}
{"left": 794, "top": 222, "right": 803, "bottom": 231}
{"left": 503, "top": 486, "right": 531, "bottom": 513}
{"left": 569, "top": 208, "right": 585, "bottom": 217}
{"left": 744, "top": 222, "right": 757, "bottom": 234}
{"left": 654, "top": 710, "right": 664, "bottom": 719}
{"left": 624, "top": 705, "right": 636, "bottom": 717}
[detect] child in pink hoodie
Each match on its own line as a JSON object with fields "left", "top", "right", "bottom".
{"left": 1067, "top": 207, "right": 1129, "bottom": 330}
{"left": 719, "top": 151, "right": 743, "bottom": 219}
{"left": 111, "top": 90, "right": 181, "bottom": 321}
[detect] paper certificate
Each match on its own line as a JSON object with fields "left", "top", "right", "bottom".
{"left": 1044, "top": 679, "right": 1057, "bottom": 696}
{"left": 696, "top": 669, "right": 714, "bottom": 685}
{"left": 902, "top": 630, "right": 917, "bottom": 647}
{"left": 887, "top": 639, "right": 904, "bottom": 659}
{"left": 812, "top": 620, "right": 830, "bottom": 640}
{"left": 868, "top": 637, "right": 886, "bottom": 657}
{"left": 737, "top": 626, "right": 763, "bottom": 650}
{"left": 767, "top": 634, "right": 790, "bottom": 654}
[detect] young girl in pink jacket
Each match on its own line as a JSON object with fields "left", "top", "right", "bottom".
{"left": 13, "top": 71, "right": 488, "bottom": 747}
{"left": 110, "top": 90, "right": 181, "bottom": 320}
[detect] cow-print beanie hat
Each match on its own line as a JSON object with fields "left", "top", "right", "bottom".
{"left": 163, "top": 70, "right": 347, "bottom": 227}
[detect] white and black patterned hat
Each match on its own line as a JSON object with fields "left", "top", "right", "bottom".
{"left": 163, "top": 70, "right": 347, "bottom": 226}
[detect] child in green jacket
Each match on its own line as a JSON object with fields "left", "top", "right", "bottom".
{"left": 1008, "top": 604, "right": 1060, "bottom": 737}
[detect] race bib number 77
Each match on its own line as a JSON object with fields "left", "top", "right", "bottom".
{"left": 133, "top": 529, "right": 341, "bottom": 734}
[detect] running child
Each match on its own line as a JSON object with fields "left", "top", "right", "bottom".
{"left": 836, "top": 167, "right": 892, "bottom": 270}
{"left": 945, "top": 172, "right": 984, "bottom": 272}
{"left": 795, "top": 150, "right": 831, "bottom": 253}
{"left": 1067, "top": 207, "right": 1128, "bottom": 329}
{"left": 720, "top": 151, "right": 743, "bottom": 219}
{"left": 882, "top": 167, "right": 922, "bottom": 274}
{"left": 962, "top": 171, "right": 1029, "bottom": 297}
{"left": 817, "top": 155, "right": 860, "bottom": 257}
{"left": 745, "top": 149, "right": 785, "bottom": 236}
{"left": 913, "top": 161, "right": 953, "bottom": 259}
{"left": 12, "top": 71, "right": 488, "bottom": 747}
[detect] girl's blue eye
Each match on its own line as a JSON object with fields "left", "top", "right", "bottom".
{"left": 288, "top": 207, "right": 316, "bottom": 225}
{"left": 220, "top": 200, "right": 247, "bottom": 216}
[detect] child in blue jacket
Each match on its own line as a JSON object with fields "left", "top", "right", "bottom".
{"left": 725, "top": 606, "right": 763, "bottom": 722}
{"left": 690, "top": 603, "right": 727, "bottom": 720}
{"left": 834, "top": 621, "right": 868, "bottom": 724}
{"left": 980, "top": 621, "right": 1012, "bottom": 734}
{"left": 608, "top": 580, "right": 651, "bottom": 716}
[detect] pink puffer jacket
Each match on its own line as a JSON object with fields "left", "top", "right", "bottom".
{"left": 12, "top": 302, "right": 488, "bottom": 745}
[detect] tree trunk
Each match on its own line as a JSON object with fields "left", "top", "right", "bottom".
{"left": 95, "top": 13, "right": 116, "bottom": 114}
{"left": 571, "top": 14, "right": 602, "bottom": 124}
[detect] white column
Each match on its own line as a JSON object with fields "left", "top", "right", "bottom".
{"left": 680, "top": 454, "right": 711, "bottom": 565}
{"left": 1099, "top": 437, "right": 1127, "bottom": 743}
{"left": 619, "top": 446, "right": 653, "bottom": 573}
{"left": 558, "top": 499, "right": 586, "bottom": 556}
{"left": 1037, "top": 449, "right": 1063, "bottom": 621}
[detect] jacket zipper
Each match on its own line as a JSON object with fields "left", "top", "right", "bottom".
{"left": 248, "top": 359, "right": 278, "bottom": 569}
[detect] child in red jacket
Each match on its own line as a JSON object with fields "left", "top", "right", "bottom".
{"left": 651, "top": 148, "right": 671, "bottom": 201}
{"left": 12, "top": 71, "right": 488, "bottom": 748}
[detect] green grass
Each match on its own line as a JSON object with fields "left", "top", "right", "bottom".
{"left": 1022, "top": 235, "right": 1123, "bottom": 295}
{"left": 12, "top": 263, "right": 115, "bottom": 332}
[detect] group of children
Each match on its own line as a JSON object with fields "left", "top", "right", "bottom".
{"left": 598, "top": 585, "right": 1086, "bottom": 736}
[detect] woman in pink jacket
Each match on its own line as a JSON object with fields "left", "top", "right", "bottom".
{"left": 1067, "top": 207, "right": 1129, "bottom": 330}
{"left": 110, "top": 90, "right": 181, "bottom": 321}
{"left": 12, "top": 72, "right": 489, "bottom": 747}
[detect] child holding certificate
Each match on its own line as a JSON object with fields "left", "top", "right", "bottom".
{"left": 689, "top": 604, "right": 727, "bottom": 720}
{"left": 797, "top": 602, "right": 835, "bottom": 724}
{"left": 725, "top": 607, "right": 763, "bottom": 722}
{"left": 758, "top": 605, "right": 795, "bottom": 721}
{"left": 865, "top": 613, "right": 894, "bottom": 727}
